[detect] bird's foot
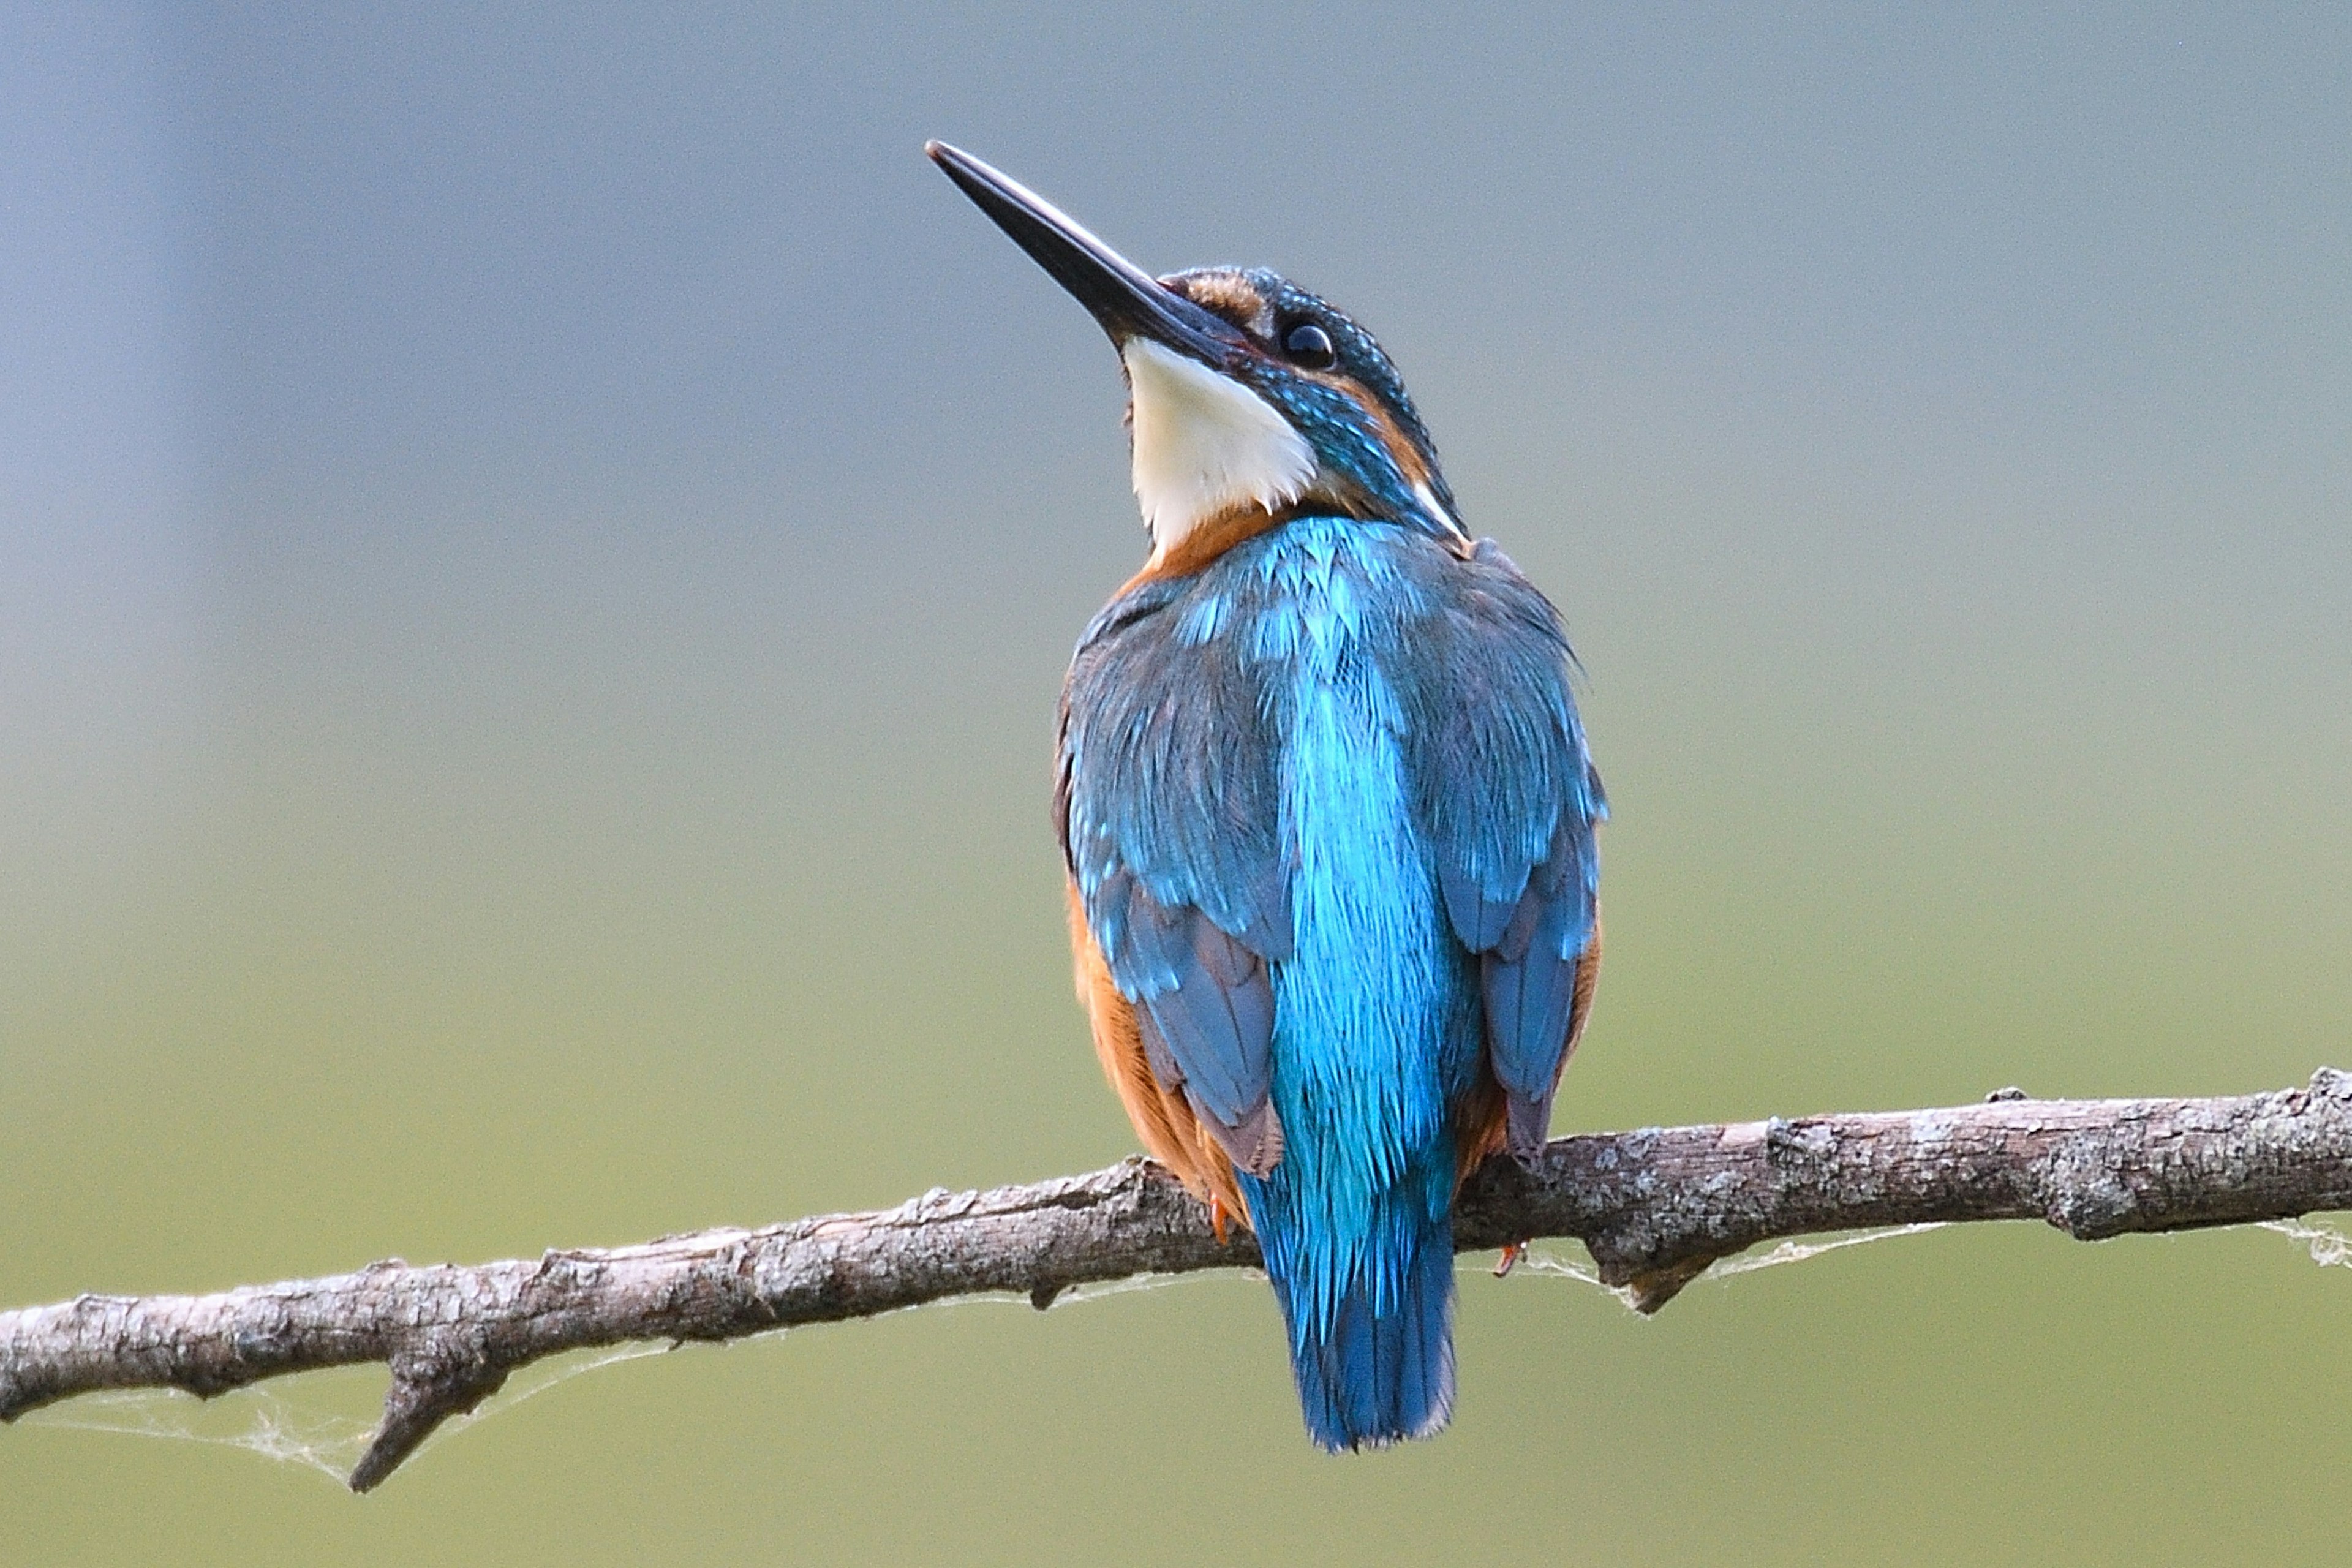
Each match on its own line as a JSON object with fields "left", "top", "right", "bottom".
{"left": 1494, "top": 1241, "right": 1528, "bottom": 1278}
{"left": 1208, "top": 1195, "right": 1232, "bottom": 1245}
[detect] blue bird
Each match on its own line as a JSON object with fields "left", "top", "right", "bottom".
{"left": 929, "top": 143, "right": 1605, "bottom": 1450}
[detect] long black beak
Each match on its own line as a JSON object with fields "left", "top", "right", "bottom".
{"left": 926, "top": 141, "right": 1248, "bottom": 366}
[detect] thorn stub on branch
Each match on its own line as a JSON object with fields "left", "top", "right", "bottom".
{"left": 1986, "top": 1087, "right": 2029, "bottom": 1102}
{"left": 1621, "top": 1255, "right": 1716, "bottom": 1314}
{"left": 350, "top": 1344, "right": 511, "bottom": 1493}
{"left": 7, "top": 1071, "right": 2352, "bottom": 1490}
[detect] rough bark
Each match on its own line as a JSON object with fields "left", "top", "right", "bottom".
{"left": 7, "top": 1070, "right": 2352, "bottom": 1491}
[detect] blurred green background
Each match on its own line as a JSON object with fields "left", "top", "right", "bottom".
{"left": 6, "top": 4, "right": 2350, "bottom": 1563}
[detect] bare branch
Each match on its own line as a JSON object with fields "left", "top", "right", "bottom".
{"left": 9, "top": 1070, "right": 2352, "bottom": 1490}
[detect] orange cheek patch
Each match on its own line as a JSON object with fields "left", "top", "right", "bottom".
{"left": 1174, "top": 271, "right": 1268, "bottom": 333}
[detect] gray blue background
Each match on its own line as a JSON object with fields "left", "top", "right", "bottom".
{"left": 5, "top": 5, "right": 2350, "bottom": 1562}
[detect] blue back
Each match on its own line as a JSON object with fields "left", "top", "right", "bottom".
{"left": 1058, "top": 516, "right": 1602, "bottom": 1447}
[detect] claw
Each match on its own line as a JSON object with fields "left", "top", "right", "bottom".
{"left": 1494, "top": 1240, "right": 1527, "bottom": 1278}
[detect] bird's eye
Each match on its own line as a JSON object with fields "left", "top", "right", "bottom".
{"left": 1282, "top": 322, "right": 1337, "bottom": 369}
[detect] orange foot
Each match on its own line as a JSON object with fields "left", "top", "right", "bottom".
{"left": 1208, "top": 1195, "right": 1232, "bottom": 1245}
{"left": 1494, "top": 1241, "right": 1528, "bottom": 1278}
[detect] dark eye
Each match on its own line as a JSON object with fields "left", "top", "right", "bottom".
{"left": 1282, "top": 321, "right": 1337, "bottom": 369}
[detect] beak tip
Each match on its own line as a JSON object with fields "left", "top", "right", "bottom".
{"left": 923, "top": 144, "right": 1243, "bottom": 364}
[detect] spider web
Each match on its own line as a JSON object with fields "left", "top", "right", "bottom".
{"left": 1502, "top": 1221, "right": 1954, "bottom": 1306}
{"left": 18, "top": 1218, "right": 2349, "bottom": 1481}
{"left": 20, "top": 1341, "right": 675, "bottom": 1483}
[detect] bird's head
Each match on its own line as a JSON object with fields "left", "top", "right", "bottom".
{"left": 927, "top": 142, "right": 1464, "bottom": 563}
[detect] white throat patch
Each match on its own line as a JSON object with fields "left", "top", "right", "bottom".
{"left": 1122, "top": 338, "right": 1316, "bottom": 554}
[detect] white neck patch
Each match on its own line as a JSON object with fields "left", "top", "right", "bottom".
{"left": 1122, "top": 338, "right": 1316, "bottom": 554}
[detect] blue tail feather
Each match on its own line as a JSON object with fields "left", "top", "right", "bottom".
{"left": 1252, "top": 1186, "right": 1457, "bottom": 1452}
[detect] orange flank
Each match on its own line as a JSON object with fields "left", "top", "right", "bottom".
{"left": 1069, "top": 878, "right": 1601, "bottom": 1221}
{"left": 1065, "top": 877, "right": 1250, "bottom": 1224}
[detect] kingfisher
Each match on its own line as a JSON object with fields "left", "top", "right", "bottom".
{"left": 927, "top": 143, "right": 1604, "bottom": 1451}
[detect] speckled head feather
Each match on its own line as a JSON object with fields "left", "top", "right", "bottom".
{"left": 924, "top": 143, "right": 1464, "bottom": 557}
{"left": 1159, "top": 266, "right": 1455, "bottom": 526}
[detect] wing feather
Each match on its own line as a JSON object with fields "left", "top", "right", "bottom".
{"left": 1062, "top": 533, "right": 1604, "bottom": 1177}
{"left": 1060, "top": 579, "right": 1289, "bottom": 1175}
{"left": 1403, "top": 540, "right": 1605, "bottom": 1159}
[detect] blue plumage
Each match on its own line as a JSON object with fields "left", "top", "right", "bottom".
{"left": 1063, "top": 519, "right": 1599, "bottom": 1446}
{"left": 927, "top": 142, "right": 1602, "bottom": 1450}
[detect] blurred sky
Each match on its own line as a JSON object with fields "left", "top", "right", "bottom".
{"left": 5, "top": 5, "right": 2351, "bottom": 1564}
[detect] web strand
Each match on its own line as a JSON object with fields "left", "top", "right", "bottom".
{"left": 18, "top": 1218, "right": 2344, "bottom": 1480}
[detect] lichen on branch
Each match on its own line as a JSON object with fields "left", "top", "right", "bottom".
{"left": 7, "top": 1070, "right": 2352, "bottom": 1491}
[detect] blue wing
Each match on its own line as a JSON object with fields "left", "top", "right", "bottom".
{"left": 1057, "top": 579, "right": 1291, "bottom": 1174}
{"left": 1061, "top": 535, "right": 1599, "bottom": 1170}
{"left": 1403, "top": 539, "right": 1605, "bottom": 1158}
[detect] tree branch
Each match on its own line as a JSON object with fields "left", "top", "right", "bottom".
{"left": 9, "top": 1069, "right": 2352, "bottom": 1491}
